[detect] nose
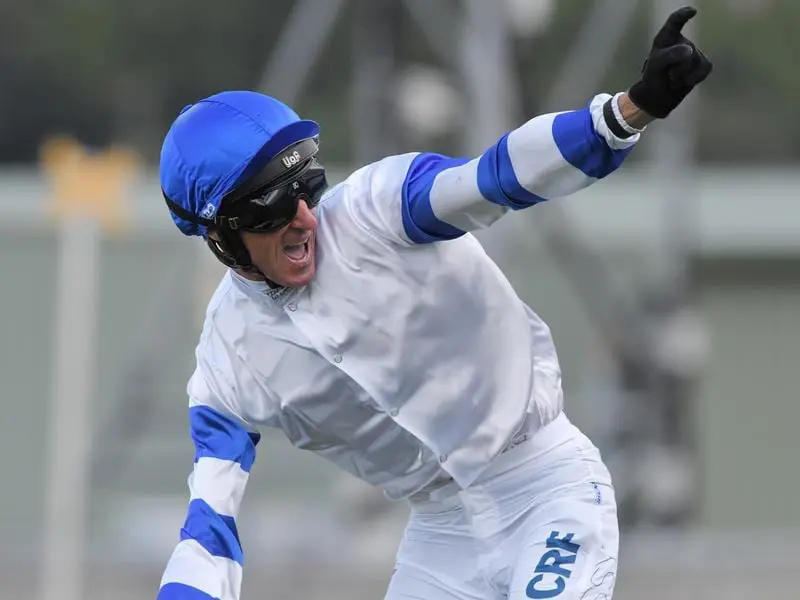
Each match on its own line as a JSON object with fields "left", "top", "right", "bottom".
{"left": 291, "top": 196, "right": 317, "bottom": 229}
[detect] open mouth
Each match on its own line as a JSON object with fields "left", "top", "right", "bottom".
{"left": 282, "top": 239, "right": 310, "bottom": 263}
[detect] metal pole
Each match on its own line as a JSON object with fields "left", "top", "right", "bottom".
{"left": 402, "top": 0, "right": 459, "bottom": 70}
{"left": 543, "top": 0, "right": 641, "bottom": 111}
{"left": 650, "top": 0, "right": 699, "bottom": 296}
{"left": 458, "top": 0, "right": 518, "bottom": 153}
{"left": 39, "top": 216, "right": 100, "bottom": 600}
{"left": 257, "top": 0, "right": 348, "bottom": 103}
{"left": 644, "top": 0, "right": 705, "bottom": 524}
{"left": 350, "top": 0, "right": 401, "bottom": 164}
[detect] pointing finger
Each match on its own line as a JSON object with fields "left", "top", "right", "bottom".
{"left": 663, "top": 6, "right": 698, "bottom": 35}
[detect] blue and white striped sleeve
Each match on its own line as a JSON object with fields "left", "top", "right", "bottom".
{"left": 157, "top": 402, "right": 260, "bottom": 600}
{"left": 397, "top": 93, "right": 640, "bottom": 243}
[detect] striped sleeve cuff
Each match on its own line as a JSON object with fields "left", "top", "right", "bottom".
{"left": 158, "top": 404, "right": 259, "bottom": 600}
{"left": 159, "top": 539, "right": 243, "bottom": 600}
{"left": 398, "top": 93, "right": 638, "bottom": 242}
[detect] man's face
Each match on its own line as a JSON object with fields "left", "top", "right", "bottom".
{"left": 240, "top": 199, "right": 318, "bottom": 288}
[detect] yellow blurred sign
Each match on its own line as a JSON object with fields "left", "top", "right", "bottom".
{"left": 40, "top": 136, "right": 140, "bottom": 232}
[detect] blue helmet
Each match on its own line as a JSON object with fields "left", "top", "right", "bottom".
{"left": 160, "top": 90, "right": 320, "bottom": 237}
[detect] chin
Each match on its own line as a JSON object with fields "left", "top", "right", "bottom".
{"left": 284, "top": 268, "right": 316, "bottom": 288}
{"left": 275, "top": 259, "right": 316, "bottom": 288}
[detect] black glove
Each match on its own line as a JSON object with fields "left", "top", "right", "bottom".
{"left": 628, "top": 6, "right": 713, "bottom": 118}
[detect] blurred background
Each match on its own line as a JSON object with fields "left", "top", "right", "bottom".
{"left": 1, "top": 0, "right": 798, "bottom": 598}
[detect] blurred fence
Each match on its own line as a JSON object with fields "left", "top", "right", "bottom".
{"left": 1, "top": 164, "right": 799, "bottom": 599}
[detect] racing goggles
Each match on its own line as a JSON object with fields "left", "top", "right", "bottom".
{"left": 220, "top": 149, "right": 327, "bottom": 233}
{"left": 164, "top": 137, "right": 328, "bottom": 234}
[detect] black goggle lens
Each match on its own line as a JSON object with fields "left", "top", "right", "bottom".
{"left": 226, "top": 166, "right": 327, "bottom": 233}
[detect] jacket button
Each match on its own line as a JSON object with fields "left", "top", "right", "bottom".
{"left": 333, "top": 354, "right": 343, "bottom": 364}
{"left": 439, "top": 454, "right": 448, "bottom": 463}
{"left": 390, "top": 408, "right": 399, "bottom": 417}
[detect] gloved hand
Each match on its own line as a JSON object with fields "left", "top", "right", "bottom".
{"left": 628, "top": 6, "right": 713, "bottom": 118}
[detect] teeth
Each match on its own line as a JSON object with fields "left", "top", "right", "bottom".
{"left": 283, "top": 242, "right": 308, "bottom": 260}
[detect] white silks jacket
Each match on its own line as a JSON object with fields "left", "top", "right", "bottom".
{"left": 157, "top": 93, "right": 641, "bottom": 600}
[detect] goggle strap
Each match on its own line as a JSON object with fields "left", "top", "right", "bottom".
{"left": 163, "top": 192, "right": 211, "bottom": 226}
{"left": 163, "top": 192, "right": 244, "bottom": 231}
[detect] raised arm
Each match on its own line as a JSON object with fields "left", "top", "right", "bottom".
{"left": 341, "top": 7, "right": 711, "bottom": 246}
{"left": 157, "top": 401, "right": 260, "bottom": 600}
{"left": 400, "top": 91, "right": 643, "bottom": 243}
